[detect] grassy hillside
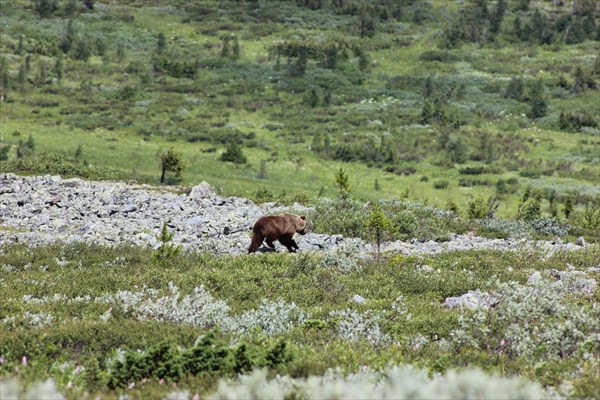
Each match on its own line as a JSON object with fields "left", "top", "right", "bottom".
{"left": 1, "top": 0, "right": 599, "bottom": 221}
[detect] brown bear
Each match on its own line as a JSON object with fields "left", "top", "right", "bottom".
{"left": 248, "top": 213, "right": 307, "bottom": 253}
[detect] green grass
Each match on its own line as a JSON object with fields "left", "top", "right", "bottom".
{"left": 0, "top": 242, "right": 598, "bottom": 397}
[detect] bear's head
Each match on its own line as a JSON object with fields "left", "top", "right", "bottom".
{"left": 296, "top": 214, "right": 307, "bottom": 235}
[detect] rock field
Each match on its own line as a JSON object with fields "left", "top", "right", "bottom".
{"left": 0, "top": 173, "right": 588, "bottom": 256}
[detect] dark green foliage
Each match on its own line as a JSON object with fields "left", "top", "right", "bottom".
{"left": 83, "top": 356, "right": 104, "bottom": 391}
{"left": 104, "top": 333, "right": 295, "bottom": 389}
{"left": 564, "top": 194, "right": 575, "bottom": 220}
{"left": 233, "top": 343, "right": 253, "bottom": 374}
{"left": 496, "top": 177, "right": 519, "bottom": 197}
{"left": 559, "top": 111, "right": 597, "bottom": 132}
{"left": 442, "top": 0, "right": 494, "bottom": 48}
{"left": 518, "top": 185, "right": 543, "bottom": 221}
{"left": 447, "top": 138, "right": 467, "bottom": 164}
{"left": 504, "top": 76, "right": 524, "bottom": 101}
{"left": 420, "top": 100, "right": 434, "bottom": 124}
{"left": 157, "top": 32, "right": 166, "bottom": 55}
{"left": 0, "top": 143, "right": 11, "bottom": 161}
{"left": 572, "top": 67, "right": 586, "bottom": 94}
{"left": 367, "top": 202, "right": 390, "bottom": 253}
{"left": 64, "top": 0, "right": 78, "bottom": 17}
{"left": 0, "top": 151, "right": 129, "bottom": 181}
{"left": 152, "top": 222, "right": 182, "bottom": 263}
{"left": 70, "top": 36, "right": 94, "bottom": 61}
{"left": 459, "top": 166, "right": 500, "bottom": 175}
{"left": 311, "top": 198, "right": 467, "bottom": 242}
{"left": 334, "top": 167, "right": 351, "bottom": 198}
{"left": 34, "top": 0, "right": 58, "bottom": 18}
{"left": 160, "top": 148, "right": 184, "bottom": 184}
{"left": 358, "top": 10, "right": 377, "bottom": 38}
{"left": 182, "top": 333, "right": 230, "bottom": 376}
{"left": 152, "top": 56, "right": 197, "bottom": 79}
{"left": 220, "top": 141, "right": 247, "bottom": 164}
{"left": 490, "top": 0, "right": 507, "bottom": 34}
{"left": 16, "top": 135, "right": 35, "bottom": 158}
{"left": 108, "top": 341, "right": 183, "bottom": 388}
{"left": 265, "top": 339, "right": 295, "bottom": 368}
{"left": 527, "top": 80, "right": 547, "bottom": 119}
{"left": 304, "top": 88, "right": 320, "bottom": 107}
{"left": 424, "top": 75, "right": 435, "bottom": 98}
{"left": 433, "top": 180, "right": 449, "bottom": 189}
{"left": 59, "top": 20, "right": 75, "bottom": 54}
{"left": 468, "top": 196, "right": 499, "bottom": 219}
{"left": 54, "top": 58, "right": 63, "bottom": 82}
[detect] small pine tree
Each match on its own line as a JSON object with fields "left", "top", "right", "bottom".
{"left": 527, "top": 80, "right": 547, "bottom": 119}
{"left": 289, "top": 46, "right": 308, "bottom": 77}
{"left": 563, "top": 194, "right": 574, "bottom": 220}
{"left": 305, "top": 88, "right": 320, "bottom": 107}
{"left": 424, "top": 75, "right": 435, "bottom": 98}
{"left": 259, "top": 159, "right": 267, "bottom": 179}
{"left": 34, "top": 0, "right": 58, "bottom": 18}
{"left": 156, "top": 32, "right": 166, "bottom": 54}
{"left": 368, "top": 203, "right": 390, "bottom": 255}
{"left": 152, "top": 222, "right": 181, "bottom": 263}
{"left": 74, "top": 144, "right": 83, "bottom": 159}
{"left": 60, "top": 20, "right": 75, "bottom": 54}
{"left": 447, "top": 138, "right": 467, "bottom": 164}
{"left": 518, "top": 186, "right": 543, "bottom": 221}
{"left": 17, "top": 35, "right": 24, "bottom": 55}
{"left": 64, "top": 0, "right": 78, "bottom": 16}
{"left": 490, "top": 0, "right": 507, "bottom": 34}
{"left": 54, "top": 58, "right": 63, "bottom": 82}
{"left": 335, "top": 167, "right": 351, "bottom": 199}
{"left": 233, "top": 343, "right": 253, "bottom": 374}
{"left": 0, "top": 144, "right": 11, "bottom": 161}
{"left": 572, "top": 67, "right": 586, "bottom": 94}
{"left": 16, "top": 135, "right": 36, "bottom": 158}
{"left": 1, "top": 72, "right": 9, "bottom": 99}
{"left": 420, "top": 100, "right": 434, "bottom": 124}
{"left": 232, "top": 36, "right": 240, "bottom": 60}
{"left": 357, "top": 50, "right": 370, "bottom": 72}
{"left": 220, "top": 141, "right": 247, "bottom": 164}
{"left": 18, "top": 64, "right": 26, "bottom": 90}
{"left": 159, "top": 148, "right": 184, "bottom": 184}
{"left": 221, "top": 36, "right": 230, "bottom": 58}
{"left": 504, "top": 76, "right": 524, "bottom": 101}
{"left": 467, "top": 196, "right": 487, "bottom": 219}
{"left": 116, "top": 44, "right": 126, "bottom": 62}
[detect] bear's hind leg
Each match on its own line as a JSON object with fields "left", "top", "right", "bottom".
{"left": 266, "top": 238, "right": 276, "bottom": 249}
{"left": 248, "top": 233, "right": 264, "bottom": 253}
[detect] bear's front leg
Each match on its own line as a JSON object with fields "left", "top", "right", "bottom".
{"left": 279, "top": 235, "right": 297, "bottom": 253}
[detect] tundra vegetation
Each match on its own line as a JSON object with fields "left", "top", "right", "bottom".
{"left": 0, "top": 0, "right": 599, "bottom": 398}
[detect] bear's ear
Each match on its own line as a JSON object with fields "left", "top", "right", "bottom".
{"left": 300, "top": 215, "right": 306, "bottom": 220}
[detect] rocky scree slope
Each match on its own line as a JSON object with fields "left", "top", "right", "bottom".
{"left": 0, "top": 174, "right": 587, "bottom": 255}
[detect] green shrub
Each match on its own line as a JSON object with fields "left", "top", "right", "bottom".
{"left": 152, "top": 222, "right": 182, "bottom": 263}
{"left": 220, "top": 141, "right": 247, "bottom": 164}
{"left": 0, "top": 151, "right": 131, "bottom": 181}
{"left": 433, "top": 180, "right": 449, "bottom": 189}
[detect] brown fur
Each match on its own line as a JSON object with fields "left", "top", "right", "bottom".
{"left": 248, "top": 213, "right": 307, "bottom": 253}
